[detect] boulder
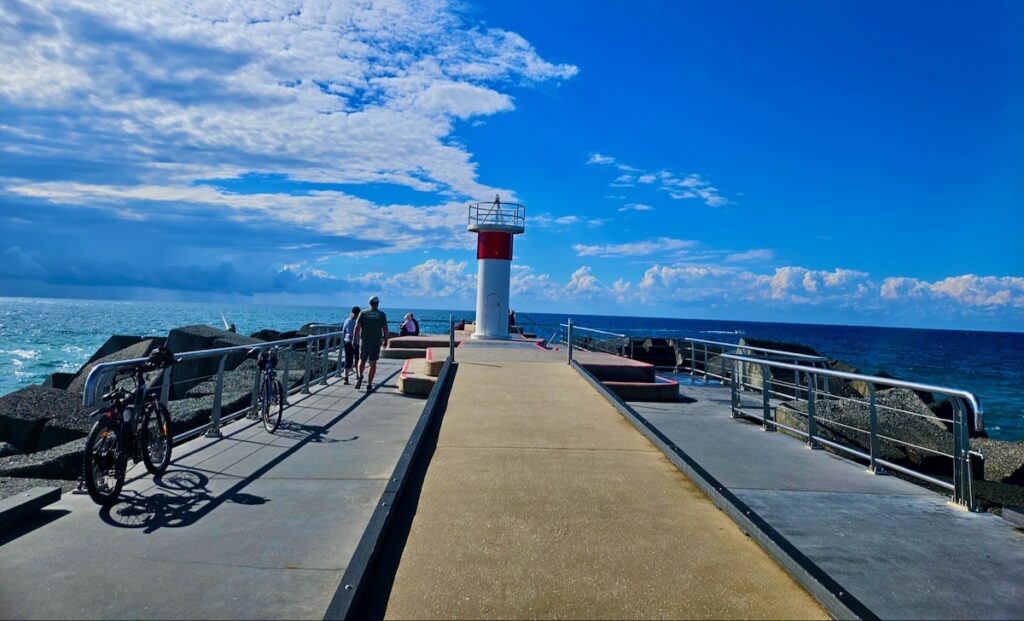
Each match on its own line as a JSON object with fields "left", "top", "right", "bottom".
{"left": 0, "top": 386, "right": 91, "bottom": 453}
{"left": 162, "top": 325, "right": 262, "bottom": 398}
{"left": 66, "top": 338, "right": 165, "bottom": 396}
{"left": 972, "top": 438, "right": 1024, "bottom": 485}
{"left": 42, "top": 372, "right": 75, "bottom": 390}
{"left": 824, "top": 360, "right": 869, "bottom": 400}
{"left": 0, "top": 438, "right": 86, "bottom": 480}
{"left": 81, "top": 335, "right": 145, "bottom": 368}
{"left": 776, "top": 387, "right": 954, "bottom": 475}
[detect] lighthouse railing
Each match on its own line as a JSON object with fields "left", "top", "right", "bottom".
{"left": 468, "top": 201, "right": 525, "bottom": 230}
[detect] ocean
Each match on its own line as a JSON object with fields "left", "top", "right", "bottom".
{"left": 2, "top": 296, "right": 1023, "bottom": 441}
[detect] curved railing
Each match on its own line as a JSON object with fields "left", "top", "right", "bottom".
{"left": 721, "top": 353, "right": 984, "bottom": 509}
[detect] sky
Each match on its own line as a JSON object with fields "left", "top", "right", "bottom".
{"left": 1, "top": 0, "right": 1022, "bottom": 330}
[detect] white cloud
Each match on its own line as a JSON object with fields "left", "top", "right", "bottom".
{"left": 0, "top": 0, "right": 576, "bottom": 251}
{"left": 587, "top": 153, "right": 615, "bottom": 165}
{"left": 565, "top": 266, "right": 601, "bottom": 295}
{"left": 573, "top": 237, "right": 695, "bottom": 258}
{"left": 618, "top": 203, "right": 655, "bottom": 212}
{"left": 637, "top": 174, "right": 656, "bottom": 184}
{"left": 881, "top": 274, "right": 1024, "bottom": 307}
{"left": 725, "top": 249, "right": 774, "bottom": 263}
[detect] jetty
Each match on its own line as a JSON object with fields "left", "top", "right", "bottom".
{"left": 4, "top": 198, "right": 1024, "bottom": 620}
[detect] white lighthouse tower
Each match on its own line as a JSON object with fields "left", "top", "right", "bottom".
{"left": 468, "top": 196, "right": 526, "bottom": 339}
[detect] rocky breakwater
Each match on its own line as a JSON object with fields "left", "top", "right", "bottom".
{"left": 0, "top": 323, "right": 336, "bottom": 499}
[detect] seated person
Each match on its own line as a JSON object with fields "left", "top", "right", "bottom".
{"left": 400, "top": 312, "right": 420, "bottom": 336}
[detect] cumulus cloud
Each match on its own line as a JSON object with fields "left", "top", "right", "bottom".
{"left": 565, "top": 266, "right": 601, "bottom": 296}
{"left": 881, "top": 274, "right": 1024, "bottom": 307}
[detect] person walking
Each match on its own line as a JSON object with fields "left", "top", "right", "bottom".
{"left": 353, "top": 295, "right": 389, "bottom": 391}
{"left": 342, "top": 305, "right": 360, "bottom": 384}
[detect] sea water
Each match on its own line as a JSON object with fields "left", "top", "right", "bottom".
{"left": 2, "top": 296, "right": 1022, "bottom": 440}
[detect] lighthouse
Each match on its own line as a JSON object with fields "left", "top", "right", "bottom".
{"left": 468, "top": 195, "right": 526, "bottom": 339}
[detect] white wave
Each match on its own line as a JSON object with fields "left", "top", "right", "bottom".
{"left": 700, "top": 330, "right": 745, "bottom": 335}
{"left": 1, "top": 349, "right": 41, "bottom": 360}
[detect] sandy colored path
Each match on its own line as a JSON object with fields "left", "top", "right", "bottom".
{"left": 383, "top": 347, "right": 826, "bottom": 619}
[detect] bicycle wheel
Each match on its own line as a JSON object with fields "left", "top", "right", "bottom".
{"left": 263, "top": 378, "right": 283, "bottom": 433}
{"left": 83, "top": 415, "right": 126, "bottom": 506}
{"left": 141, "top": 400, "right": 173, "bottom": 475}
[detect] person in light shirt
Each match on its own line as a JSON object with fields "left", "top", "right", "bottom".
{"left": 341, "top": 305, "right": 360, "bottom": 385}
{"left": 399, "top": 312, "right": 419, "bottom": 337}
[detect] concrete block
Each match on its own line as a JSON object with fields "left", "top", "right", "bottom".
{"left": 0, "top": 486, "right": 61, "bottom": 531}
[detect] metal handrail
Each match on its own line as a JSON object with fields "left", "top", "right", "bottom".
{"left": 82, "top": 328, "right": 347, "bottom": 442}
{"left": 467, "top": 201, "right": 525, "bottom": 231}
{"left": 558, "top": 324, "right": 626, "bottom": 338}
{"left": 557, "top": 322, "right": 632, "bottom": 360}
{"left": 721, "top": 353, "right": 984, "bottom": 509}
{"left": 679, "top": 337, "right": 830, "bottom": 386}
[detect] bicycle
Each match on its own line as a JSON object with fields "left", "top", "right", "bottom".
{"left": 248, "top": 347, "right": 283, "bottom": 433}
{"left": 82, "top": 347, "right": 175, "bottom": 506}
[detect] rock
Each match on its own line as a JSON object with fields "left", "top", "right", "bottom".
{"left": 0, "top": 386, "right": 91, "bottom": 453}
{"left": 972, "top": 438, "right": 1024, "bottom": 485}
{"left": 0, "top": 476, "right": 78, "bottom": 501}
{"left": 250, "top": 329, "right": 282, "bottom": 342}
{"left": 739, "top": 337, "right": 820, "bottom": 357}
{"left": 776, "top": 387, "right": 954, "bottom": 475}
{"left": 66, "top": 338, "right": 165, "bottom": 396}
{"left": 0, "top": 438, "right": 86, "bottom": 480}
{"left": 42, "top": 372, "right": 75, "bottom": 390}
{"left": 826, "top": 360, "right": 868, "bottom": 399}
{"left": 81, "top": 335, "right": 146, "bottom": 368}
{"left": 0, "top": 442, "right": 19, "bottom": 458}
{"left": 736, "top": 338, "right": 820, "bottom": 397}
{"left": 163, "top": 325, "right": 262, "bottom": 398}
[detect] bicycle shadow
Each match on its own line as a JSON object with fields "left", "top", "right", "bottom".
{"left": 271, "top": 419, "right": 346, "bottom": 444}
{"left": 100, "top": 469, "right": 268, "bottom": 534}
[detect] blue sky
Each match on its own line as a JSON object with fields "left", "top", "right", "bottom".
{"left": 1, "top": 0, "right": 1022, "bottom": 330}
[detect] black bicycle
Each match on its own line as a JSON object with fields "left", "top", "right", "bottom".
{"left": 249, "top": 347, "right": 283, "bottom": 433}
{"left": 82, "top": 347, "right": 175, "bottom": 506}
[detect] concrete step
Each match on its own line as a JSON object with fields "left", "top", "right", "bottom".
{"left": 603, "top": 376, "right": 679, "bottom": 402}
{"left": 398, "top": 359, "right": 437, "bottom": 397}
{"left": 382, "top": 347, "right": 427, "bottom": 359}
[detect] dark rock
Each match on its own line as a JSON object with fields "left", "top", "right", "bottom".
{"left": 82, "top": 335, "right": 145, "bottom": 368}
{"left": 42, "top": 372, "right": 75, "bottom": 390}
{"left": 972, "top": 438, "right": 1024, "bottom": 485}
{"left": 826, "top": 360, "right": 868, "bottom": 399}
{"left": 250, "top": 329, "right": 283, "bottom": 342}
{"left": 163, "top": 325, "right": 262, "bottom": 398}
{"left": 776, "top": 387, "right": 954, "bottom": 476}
{"left": 66, "top": 338, "right": 165, "bottom": 396}
{"left": 0, "top": 438, "right": 86, "bottom": 480}
{"left": 0, "top": 442, "right": 19, "bottom": 458}
{"left": 739, "top": 337, "right": 819, "bottom": 357}
{"left": 0, "top": 386, "right": 91, "bottom": 453}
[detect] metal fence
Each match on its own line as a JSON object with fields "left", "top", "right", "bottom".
{"left": 556, "top": 322, "right": 632, "bottom": 359}
{"left": 721, "top": 353, "right": 984, "bottom": 509}
{"left": 680, "top": 337, "right": 831, "bottom": 386}
{"left": 83, "top": 328, "right": 347, "bottom": 444}
{"left": 467, "top": 200, "right": 525, "bottom": 231}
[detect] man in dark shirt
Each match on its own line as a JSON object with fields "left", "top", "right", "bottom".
{"left": 353, "top": 295, "right": 389, "bottom": 391}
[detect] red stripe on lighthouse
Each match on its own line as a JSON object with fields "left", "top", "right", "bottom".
{"left": 477, "top": 231, "right": 513, "bottom": 260}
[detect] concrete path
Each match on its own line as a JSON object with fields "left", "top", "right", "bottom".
{"left": 633, "top": 380, "right": 1024, "bottom": 620}
{"left": 382, "top": 345, "right": 826, "bottom": 619}
{"left": 0, "top": 360, "right": 422, "bottom": 620}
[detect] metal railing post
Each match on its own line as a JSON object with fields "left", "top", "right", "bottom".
{"left": 702, "top": 344, "right": 709, "bottom": 383}
{"left": 868, "top": 384, "right": 884, "bottom": 473}
{"left": 302, "top": 343, "right": 312, "bottom": 394}
{"left": 320, "top": 336, "right": 329, "bottom": 385}
{"left": 807, "top": 372, "right": 819, "bottom": 449}
{"left": 159, "top": 367, "right": 172, "bottom": 405}
{"left": 249, "top": 356, "right": 262, "bottom": 419}
{"left": 449, "top": 315, "right": 455, "bottom": 361}
{"left": 729, "top": 358, "right": 739, "bottom": 418}
{"left": 761, "top": 364, "right": 774, "bottom": 431}
{"left": 567, "top": 319, "right": 573, "bottom": 365}
{"left": 206, "top": 355, "right": 228, "bottom": 438}
{"left": 280, "top": 345, "right": 291, "bottom": 405}
{"left": 952, "top": 397, "right": 974, "bottom": 508}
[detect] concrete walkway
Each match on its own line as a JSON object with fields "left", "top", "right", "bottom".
{"left": 632, "top": 380, "right": 1024, "bottom": 620}
{"left": 381, "top": 345, "right": 826, "bottom": 619}
{"left": 0, "top": 360, "right": 422, "bottom": 620}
